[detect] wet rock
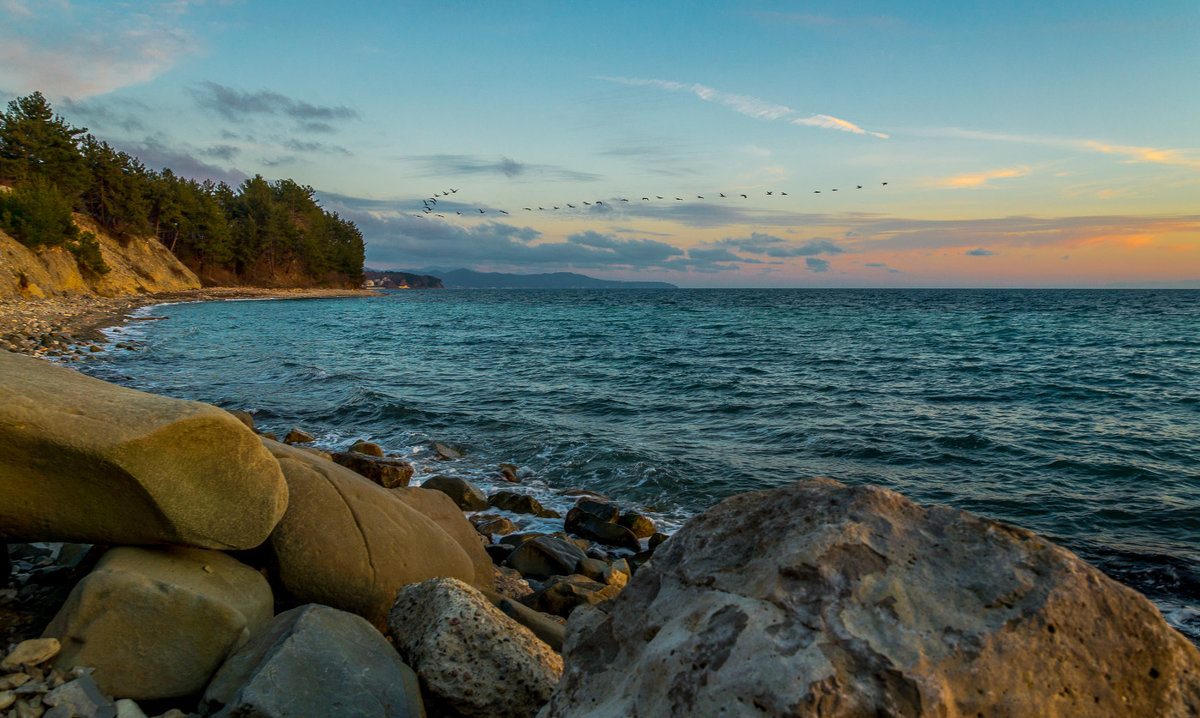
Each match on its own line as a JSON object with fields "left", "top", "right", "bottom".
{"left": 387, "top": 578, "right": 561, "bottom": 718}
{"left": 578, "top": 558, "right": 628, "bottom": 589}
{"left": 499, "top": 532, "right": 544, "bottom": 547}
{"left": 485, "top": 544, "right": 513, "bottom": 565}
{"left": 564, "top": 508, "right": 641, "bottom": 552}
{"left": 496, "top": 464, "right": 519, "bottom": 483}
{"left": 488, "top": 491, "right": 560, "bottom": 518}
{"left": 505, "top": 536, "right": 586, "bottom": 581}
{"left": 543, "top": 478, "right": 1200, "bottom": 717}
{"left": 347, "top": 440, "right": 384, "bottom": 457}
{"left": 550, "top": 532, "right": 591, "bottom": 554}
{"left": 522, "top": 574, "right": 621, "bottom": 619}
{"left": 572, "top": 499, "right": 619, "bottom": 523}
{"left": 43, "top": 546, "right": 272, "bottom": 700}
{"left": 331, "top": 452, "right": 414, "bottom": 489}
{"left": 483, "top": 590, "right": 565, "bottom": 652}
{"left": 430, "top": 441, "right": 462, "bottom": 460}
{"left": 262, "top": 440, "right": 477, "bottom": 628}
{"left": 648, "top": 532, "right": 670, "bottom": 551}
{"left": 618, "top": 510, "right": 656, "bottom": 539}
{"left": 472, "top": 515, "right": 516, "bottom": 537}
{"left": 283, "top": 428, "right": 314, "bottom": 444}
{"left": 0, "top": 352, "right": 288, "bottom": 550}
{"left": 202, "top": 604, "right": 423, "bottom": 718}
{"left": 420, "top": 475, "right": 489, "bottom": 511}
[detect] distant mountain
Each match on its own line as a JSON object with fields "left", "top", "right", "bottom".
{"left": 419, "top": 268, "right": 676, "bottom": 289}
{"left": 363, "top": 269, "right": 443, "bottom": 289}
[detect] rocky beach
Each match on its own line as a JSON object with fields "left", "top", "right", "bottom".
{"left": 2, "top": 291, "right": 1199, "bottom": 717}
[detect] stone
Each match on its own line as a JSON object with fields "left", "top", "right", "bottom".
{"left": 483, "top": 590, "right": 565, "bottom": 653}
{"left": 41, "top": 674, "right": 116, "bottom": 718}
{"left": 430, "top": 441, "right": 462, "bottom": 460}
{"left": 563, "top": 508, "right": 641, "bottom": 552}
{"left": 493, "top": 566, "right": 534, "bottom": 600}
{"left": 348, "top": 440, "right": 384, "bottom": 457}
{"left": 202, "top": 604, "right": 423, "bottom": 718}
{"left": 420, "top": 475, "right": 489, "bottom": 511}
{"left": 577, "top": 558, "right": 628, "bottom": 589}
{"left": 617, "top": 510, "right": 656, "bottom": 539}
{"left": 43, "top": 546, "right": 272, "bottom": 700}
{"left": 648, "top": 532, "right": 670, "bottom": 551}
{"left": 0, "top": 352, "right": 288, "bottom": 549}
{"left": 505, "top": 536, "right": 587, "bottom": 581}
{"left": 473, "top": 516, "right": 516, "bottom": 537}
{"left": 2, "top": 639, "right": 60, "bottom": 671}
{"left": 387, "top": 578, "right": 561, "bottom": 718}
{"left": 331, "top": 452, "right": 414, "bottom": 489}
{"left": 486, "top": 543, "right": 514, "bottom": 565}
{"left": 262, "top": 440, "right": 478, "bottom": 627}
{"left": 499, "top": 532, "right": 544, "bottom": 547}
{"left": 572, "top": 499, "right": 619, "bottom": 523}
{"left": 114, "top": 700, "right": 147, "bottom": 718}
{"left": 283, "top": 428, "right": 314, "bottom": 444}
{"left": 542, "top": 478, "right": 1200, "bottom": 718}
{"left": 0, "top": 690, "right": 14, "bottom": 711}
{"left": 489, "top": 491, "right": 561, "bottom": 518}
{"left": 496, "top": 464, "right": 519, "bottom": 483}
{"left": 390, "top": 486, "right": 496, "bottom": 592}
{"left": 523, "top": 575, "right": 621, "bottom": 619}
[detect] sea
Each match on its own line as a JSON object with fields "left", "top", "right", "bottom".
{"left": 82, "top": 288, "right": 1199, "bottom": 643}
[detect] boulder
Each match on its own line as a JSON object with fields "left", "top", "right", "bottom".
{"left": 388, "top": 578, "right": 561, "bottom": 718}
{"left": 578, "top": 558, "right": 628, "bottom": 589}
{"left": 489, "top": 491, "right": 560, "bottom": 518}
{"left": 262, "top": 440, "right": 477, "bottom": 627}
{"left": 225, "top": 410, "right": 255, "bottom": 431}
{"left": 430, "top": 441, "right": 462, "bottom": 460}
{"left": 348, "top": 440, "right": 384, "bottom": 457}
{"left": 505, "top": 536, "right": 587, "bottom": 581}
{"left": 564, "top": 508, "right": 641, "bottom": 552}
{"left": 283, "top": 428, "right": 314, "bottom": 444}
{"left": 543, "top": 479, "right": 1200, "bottom": 718}
{"left": 420, "top": 475, "right": 489, "bottom": 511}
{"left": 483, "top": 590, "right": 565, "bottom": 653}
{"left": 202, "top": 604, "right": 424, "bottom": 718}
{"left": 617, "top": 510, "right": 656, "bottom": 539}
{"left": 43, "top": 546, "right": 272, "bottom": 700}
{"left": 1, "top": 638, "right": 60, "bottom": 671}
{"left": 648, "top": 532, "right": 670, "bottom": 551}
{"left": 522, "top": 575, "right": 621, "bottom": 619}
{"left": 332, "top": 452, "right": 414, "bottom": 489}
{"left": 472, "top": 515, "right": 517, "bottom": 537}
{"left": 390, "top": 486, "right": 496, "bottom": 592}
{"left": 572, "top": 499, "right": 619, "bottom": 523}
{"left": 0, "top": 352, "right": 288, "bottom": 549}
{"left": 492, "top": 566, "right": 534, "bottom": 600}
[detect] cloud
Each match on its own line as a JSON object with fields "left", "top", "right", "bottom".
{"left": 805, "top": 257, "right": 831, "bottom": 272}
{"left": 714, "top": 232, "right": 847, "bottom": 257}
{"left": 58, "top": 96, "right": 149, "bottom": 132}
{"left": 281, "top": 139, "right": 351, "bottom": 156}
{"left": 121, "top": 136, "right": 247, "bottom": 184}
{"left": 1084, "top": 142, "right": 1200, "bottom": 169}
{"left": 189, "top": 82, "right": 360, "bottom": 123}
{"left": 202, "top": 143, "right": 240, "bottom": 161}
{"left": 599, "top": 76, "right": 888, "bottom": 138}
{"left": 965, "top": 248, "right": 997, "bottom": 256}
{"left": 403, "top": 154, "right": 603, "bottom": 182}
{"left": 0, "top": 1, "right": 199, "bottom": 97}
{"left": 928, "top": 166, "right": 1030, "bottom": 189}
{"left": 918, "top": 127, "right": 1200, "bottom": 169}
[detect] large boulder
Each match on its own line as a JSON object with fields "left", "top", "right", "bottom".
{"left": 563, "top": 507, "right": 640, "bottom": 552}
{"left": 390, "top": 486, "right": 496, "bottom": 592}
{"left": 388, "top": 578, "right": 562, "bottom": 718}
{"left": 420, "top": 475, "right": 489, "bottom": 511}
{"left": 543, "top": 479, "right": 1200, "bottom": 718}
{"left": 505, "top": 536, "right": 587, "bottom": 581}
{"left": 0, "top": 352, "right": 288, "bottom": 549}
{"left": 43, "top": 546, "right": 273, "bottom": 700}
{"left": 262, "top": 440, "right": 477, "bottom": 627}
{"left": 202, "top": 604, "right": 424, "bottom": 718}
{"left": 332, "top": 452, "right": 414, "bottom": 489}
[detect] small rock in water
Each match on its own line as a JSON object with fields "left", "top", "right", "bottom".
{"left": 618, "top": 510, "right": 656, "bottom": 539}
{"left": 489, "top": 491, "right": 560, "bottom": 518}
{"left": 283, "top": 428, "right": 315, "bottom": 444}
{"left": 473, "top": 516, "right": 517, "bottom": 537}
{"left": 348, "top": 439, "right": 384, "bottom": 457}
{"left": 496, "top": 464, "right": 520, "bottom": 483}
{"left": 431, "top": 441, "right": 462, "bottom": 460}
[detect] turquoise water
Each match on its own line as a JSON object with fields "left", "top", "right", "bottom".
{"left": 86, "top": 288, "right": 1200, "bottom": 641}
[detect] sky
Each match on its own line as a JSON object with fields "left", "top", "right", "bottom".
{"left": 2, "top": 0, "right": 1198, "bottom": 287}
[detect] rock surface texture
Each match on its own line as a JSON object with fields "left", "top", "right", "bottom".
{"left": 262, "top": 440, "right": 478, "bottom": 627}
{"left": 542, "top": 478, "right": 1200, "bottom": 718}
{"left": 43, "top": 546, "right": 273, "bottom": 700}
{"left": 389, "top": 578, "right": 562, "bottom": 718}
{"left": 0, "top": 352, "right": 288, "bottom": 549}
{"left": 203, "top": 603, "right": 424, "bottom": 718}
{"left": 390, "top": 486, "right": 496, "bottom": 592}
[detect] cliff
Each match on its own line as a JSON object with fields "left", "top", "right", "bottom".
{"left": 0, "top": 215, "right": 200, "bottom": 299}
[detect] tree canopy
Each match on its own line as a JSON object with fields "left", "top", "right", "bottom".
{"left": 0, "top": 92, "right": 364, "bottom": 286}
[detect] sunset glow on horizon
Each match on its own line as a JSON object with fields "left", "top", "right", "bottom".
{"left": 3, "top": 0, "right": 1196, "bottom": 287}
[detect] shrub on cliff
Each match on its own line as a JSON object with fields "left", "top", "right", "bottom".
{"left": 0, "top": 178, "right": 110, "bottom": 274}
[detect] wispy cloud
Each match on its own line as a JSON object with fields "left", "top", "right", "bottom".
{"left": 0, "top": 1, "right": 199, "bottom": 97}
{"left": 918, "top": 127, "right": 1200, "bottom": 169}
{"left": 965, "top": 247, "right": 997, "bottom": 256}
{"left": 1084, "top": 142, "right": 1200, "bottom": 168}
{"left": 189, "top": 82, "right": 359, "bottom": 123}
{"left": 599, "top": 76, "right": 888, "bottom": 139}
{"left": 927, "top": 166, "right": 1030, "bottom": 189}
{"left": 403, "top": 154, "right": 603, "bottom": 182}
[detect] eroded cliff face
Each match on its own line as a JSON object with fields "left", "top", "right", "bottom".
{"left": 0, "top": 216, "right": 200, "bottom": 299}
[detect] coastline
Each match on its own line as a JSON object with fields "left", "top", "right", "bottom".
{"left": 0, "top": 287, "right": 380, "bottom": 354}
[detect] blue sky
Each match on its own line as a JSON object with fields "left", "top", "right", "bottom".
{"left": 2, "top": 0, "right": 1198, "bottom": 286}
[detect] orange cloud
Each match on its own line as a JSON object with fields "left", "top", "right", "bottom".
{"left": 928, "top": 166, "right": 1030, "bottom": 189}
{"left": 1084, "top": 142, "right": 1200, "bottom": 168}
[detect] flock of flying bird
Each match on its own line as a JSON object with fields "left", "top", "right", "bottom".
{"left": 412, "top": 182, "right": 889, "bottom": 220}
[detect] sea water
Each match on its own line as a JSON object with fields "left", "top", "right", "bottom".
{"left": 86, "top": 288, "right": 1200, "bottom": 642}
